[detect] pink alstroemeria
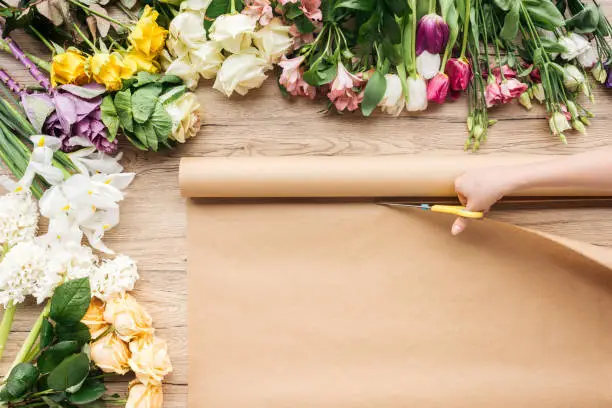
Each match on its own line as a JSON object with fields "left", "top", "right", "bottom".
{"left": 416, "top": 14, "right": 449, "bottom": 56}
{"left": 300, "top": 0, "right": 322, "bottom": 21}
{"left": 485, "top": 78, "right": 503, "bottom": 107}
{"left": 426, "top": 72, "right": 450, "bottom": 104}
{"left": 445, "top": 57, "right": 472, "bottom": 91}
{"left": 243, "top": 0, "right": 274, "bottom": 25}
{"left": 327, "top": 62, "right": 364, "bottom": 112}
{"left": 279, "top": 55, "right": 316, "bottom": 99}
{"left": 500, "top": 78, "right": 528, "bottom": 103}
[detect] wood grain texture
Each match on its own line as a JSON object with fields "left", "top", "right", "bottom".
{"left": 1, "top": 3, "right": 612, "bottom": 405}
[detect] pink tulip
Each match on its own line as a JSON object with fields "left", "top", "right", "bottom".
{"left": 426, "top": 72, "right": 450, "bottom": 104}
{"left": 327, "top": 62, "right": 364, "bottom": 111}
{"left": 278, "top": 55, "right": 316, "bottom": 99}
{"left": 445, "top": 58, "right": 472, "bottom": 91}
{"left": 416, "top": 14, "right": 449, "bottom": 56}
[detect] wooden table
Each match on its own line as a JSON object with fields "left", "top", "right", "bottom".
{"left": 2, "top": 4, "right": 612, "bottom": 404}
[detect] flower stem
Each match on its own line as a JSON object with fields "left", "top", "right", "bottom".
{"left": 429, "top": 0, "right": 435, "bottom": 14}
{"left": 0, "top": 40, "right": 50, "bottom": 72}
{"left": 66, "top": 0, "right": 130, "bottom": 29}
{"left": 9, "top": 303, "right": 50, "bottom": 372}
{"left": 230, "top": 0, "right": 236, "bottom": 14}
{"left": 459, "top": 0, "right": 470, "bottom": 58}
{"left": 28, "top": 26, "right": 54, "bottom": 53}
{"left": 0, "top": 69, "right": 24, "bottom": 95}
{"left": 73, "top": 24, "right": 99, "bottom": 53}
{"left": 0, "top": 302, "right": 16, "bottom": 363}
{"left": 0, "top": 27, "right": 51, "bottom": 92}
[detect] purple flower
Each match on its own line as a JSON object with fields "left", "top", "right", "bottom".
{"left": 416, "top": 14, "right": 449, "bottom": 56}
{"left": 606, "top": 65, "right": 612, "bottom": 89}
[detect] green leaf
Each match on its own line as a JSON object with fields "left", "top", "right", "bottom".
{"left": 42, "top": 396, "right": 65, "bottom": 408}
{"left": 500, "top": 0, "right": 520, "bottom": 41}
{"left": 6, "top": 363, "right": 38, "bottom": 399}
{"left": 114, "top": 89, "right": 133, "bottom": 133}
{"left": 303, "top": 62, "right": 338, "bottom": 86}
{"left": 523, "top": 0, "right": 566, "bottom": 29}
{"left": 382, "top": 13, "right": 401, "bottom": 44}
{"left": 47, "top": 353, "right": 90, "bottom": 391}
{"left": 41, "top": 318, "right": 54, "bottom": 349}
{"left": 540, "top": 37, "right": 568, "bottom": 54}
{"left": 143, "top": 120, "right": 158, "bottom": 152}
{"left": 38, "top": 341, "right": 81, "bottom": 374}
{"left": 124, "top": 132, "right": 148, "bottom": 151}
{"left": 517, "top": 64, "right": 534, "bottom": 77}
{"left": 159, "top": 85, "right": 187, "bottom": 105}
{"left": 360, "top": 70, "right": 386, "bottom": 117}
{"left": 358, "top": 12, "right": 380, "bottom": 44}
{"left": 160, "top": 75, "right": 183, "bottom": 85}
{"left": 294, "top": 14, "right": 316, "bottom": 33}
{"left": 56, "top": 322, "right": 91, "bottom": 345}
{"left": 132, "top": 123, "right": 149, "bottom": 149}
{"left": 67, "top": 380, "right": 106, "bottom": 404}
{"left": 335, "top": 0, "right": 375, "bottom": 12}
{"left": 58, "top": 84, "right": 106, "bottom": 99}
{"left": 133, "top": 71, "right": 161, "bottom": 88}
{"left": 548, "top": 61, "right": 565, "bottom": 75}
{"left": 132, "top": 84, "right": 163, "bottom": 124}
{"left": 493, "top": 0, "right": 514, "bottom": 11}
{"left": 100, "top": 96, "right": 119, "bottom": 143}
{"left": 284, "top": 2, "right": 303, "bottom": 19}
{"left": 150, "top": 102, "right": 173, "bottom": 144}
{"left": 440, "top": 0, "right": 459, "bottom": 50}
{"left": 565, "top": 4, "right": 600, "bottom": 33}
{"left": 384, "top": 0, "right": 407, "bottom": 15}
{"left": 49, "top": 278, "right": 91, "bottom": 325}
{"left": 21, "top": 93, "right": 55, "bottom": 133}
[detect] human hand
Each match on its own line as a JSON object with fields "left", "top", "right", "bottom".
{"left": 452, "top": 166, "right": 519, "bottom": 235}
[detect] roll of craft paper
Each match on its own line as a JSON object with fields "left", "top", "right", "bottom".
{"left": 179, "top": 155, "right": 612, "bottom": 198}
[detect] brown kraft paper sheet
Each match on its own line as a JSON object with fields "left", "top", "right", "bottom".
{"left": 181, "top": 156, "right": 612, "bottom": 407}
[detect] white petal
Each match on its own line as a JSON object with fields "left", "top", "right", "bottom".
{"left": 416, "top": 51, "right": 441, "bottom": 80}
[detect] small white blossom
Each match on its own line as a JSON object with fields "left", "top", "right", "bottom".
{"left": 0, "top": 192, "right": 39, "bottom": 248}
{"left": 0, "top": 241, "right": 52, "bottom": 306}
{"left": 91, "top": 255, "right": 139, "bottom": 300}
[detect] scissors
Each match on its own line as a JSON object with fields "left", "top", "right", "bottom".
{"left": 379, "top": 203, "right": 485, "bottom": 220}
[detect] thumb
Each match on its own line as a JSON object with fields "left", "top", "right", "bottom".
{"left": 451, "top": 216, "right": 469, "bottom": 236}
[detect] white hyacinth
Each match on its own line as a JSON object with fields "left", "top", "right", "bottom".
{"left": 91, "top": 255, "right": 139, "bottom": 300}
{"left": 0, "top": 241, "right": 52, "bottom": 306}
{"left": 0, "top": 192, "right": 39, "bottom": 248}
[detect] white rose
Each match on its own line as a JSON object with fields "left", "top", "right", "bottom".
{"left": 213, "top": 49, "right": 270, "bottom": 96}
{"left": 378, "top": 74, "right": 405, "bottom": 116}
{"left": 165, "top": 57, "right": 200, "bottom": 90}
{"left": 210, "top": 14, "right": 258, "bottom": 53}
{"left": 180, "top": 0, "right": 212, "bottom": 13}
{"left": 191, "top": 41, "right": 225, "bottom": 79}
{"left": 167, "top": 12, "right": 207, "bottom": 59}
{"left": 165, "top": 92, "right": 202, "bottom": 143}
{"left": 252, "top": 17, "right": 294, "bottom": 63}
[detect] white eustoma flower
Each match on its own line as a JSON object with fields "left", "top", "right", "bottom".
{"left": 253, "top": 18, "right": 294, "bottom": 63}
{"left": 378, "top": 74, "right": 405, "bottom": 116}
{"left": 0, "top": 192, "right": 38, "bottom": 248}
{"left": 560, "top": 33, "right": 591, "bottom": 61}
{"left": 416, "top": 51, "right": 440, "bottom": 80}
{"left": 577, "top": 44, "right": 598, "bottom": 68}
{"left": 213, "top": 49, "right": 270, "bottom": 96}
{"left": 563, "top": 64, "right": 585, "bottom": 92}
{"left": 209, "top": 14, "right": 258, "bottom": 54}
{"left": 165, "top": 92, "right": 202, "bottom": 143}
{"left": 91, "top": 255, "right": 139, "bottom": 300}
{"left": 406, "top": 75, "right": 428, "bottom": 112}
{"left": 549, "top": 111, "right": 571, "bottom": 135}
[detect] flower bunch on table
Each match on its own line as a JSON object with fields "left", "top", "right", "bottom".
{"left": 0, "top": 190, "right": 171, "bottom": 408}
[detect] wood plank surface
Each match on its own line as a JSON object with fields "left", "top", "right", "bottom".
{"left": 1, "top": 3, "right": 612, "bottom": 405}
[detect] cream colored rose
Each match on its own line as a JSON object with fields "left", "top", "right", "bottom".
{"left": 191, "top": 41, "right": 225, "bottom": 79}
{"left": 165, "top": 92, "right": 201, "bottom": 143}
{"left": 167, "top": 12, "right": 207, "bottom": 59}
{"left": 209, "top": 14, "right": 257, "bottom": 53}
{"left": 213, "top": 49, "right": 270, "bottom": 97}
{"left": 81, "top": 297, "right": 109, "bottom": 339}
{"left": 103, "top": 293, "right": 154, "bottom": 342}
{"left": 90, "top": 332, "right": 131, "bottom": 375}
{"left": 253, "top": 18, "right": 293, "bottom": 63}
{"left": 126, "top": 381, "right": 163, "bottom": 408}
{"left": 179, "top": 0, "right": 212, "bottom": 13}
{"left": 165, "top": 57, "right": 201, "bottom": 90}
{"left": 128, "top": 336, "right": 173, "bottom": 386}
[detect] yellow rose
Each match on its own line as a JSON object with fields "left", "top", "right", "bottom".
{"left": 126, "top": 381, "right": 163, "bottom": 408}
{"left": 129, "top": 6, "right": 168, "bottom": 60}
{"left": 90, "top": 332, "right": 131, "bottom": 375}
{"left": 128, "top": 336, "right": 173, "bottom": 385}
{"left": 104, "top": 293, "right": 154, "bottom": 342}
{"left": 123, "top": 51, "right": 160, "bottom": 74}
{"left": 89, "top": 52, "right": 137, "bottom": 91}
{"left": 51, "top": 49, "right": 90, "bottom": 86}
{"left": 81, "top": 297, "right": 109, "bottom": 339}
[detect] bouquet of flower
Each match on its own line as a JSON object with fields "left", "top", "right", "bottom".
{"left": 0, "top": 191, "right": 171, "bottom": 408}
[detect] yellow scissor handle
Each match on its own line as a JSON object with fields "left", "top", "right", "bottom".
{"left": 430, "top": 205, "right": 484, "bottom": 219}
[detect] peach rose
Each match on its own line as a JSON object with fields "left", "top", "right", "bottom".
{"left": 128, "top": 336, "right": 173, "bottom": 385}
{"left": 103, "top": 293, "right": 154, "bottom": 342}
{"left": 90, "top": 332, "right": 131, "bottom": 375}
{"left": 126, "top": 381, "right": 163, "bottom": 408}
{"left": 81, "top": 297, "right": 109, "bottom": 339}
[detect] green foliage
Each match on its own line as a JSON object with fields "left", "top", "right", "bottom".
{"left": 5, "top": 363, "right": 38, "bottom": 400}
{"left": 361, "top": 70, "right": 387, "bottom": 116}
{"left": 50, "top": 278, "right": 91, "bottom": 325}
{"left": 38, "top": 341, "right": 81, "bottom": 374}
{"left": 100, "top": 95, "right": 119, "bottom": 142}
{"left": 67, "top": 380, "right": 107, "bottom": 405}
{"left": 47, "top": 353, "right": 90, "bottom": 391}
{"left": 55, "top": 322, "right": 92, "bottom": 345}
{"left": 565, "top": 4, "right": 600, "bottom": 33}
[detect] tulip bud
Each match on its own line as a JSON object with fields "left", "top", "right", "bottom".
{"left": 378, "top": 74, "right": 405, "bottom": 116}
{"left": 518, "top": 92, "right": 532, "bottom": 110}
{"left": 426, "top": 72, "right": 450, "bottom": 104}
{"left": 416, "top": 51, "right": 441, "bottom": 80}
{"left": 592, "top": 63, "right": 607, "bottom": 83}
{"left": 563, "top": 64, "right": 585, "bottom": 92}
{"left": 445, "top": 58, "right": 472, "bottom": 91}
{"left": 416, "top": 14, "right": 449, "bottom": 55}
{"left": 549, "top": 111, "right": 571, "bottom": 136}
{"left": 566, "top": 101, "right": 579, "bottom": 119}
{"left": 572, "top": 120, "right": 587, "bottom": 135}
{"left": 405, "top": 75, "right": 428, "bottom": 112}
{"left": 532, "top": 83, "right": 545, "bottom": 103}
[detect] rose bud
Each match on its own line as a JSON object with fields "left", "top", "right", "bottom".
{"left": 416, "top": 14, "right": 449, "bottom": 55}
{"left": 426, "top": 72, "right": 450, "bottom": 104}
{"left": 445, "top": 57, "right": 472, "bottom": 91}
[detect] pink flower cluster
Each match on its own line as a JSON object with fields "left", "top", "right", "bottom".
{"left": 279, "top": 56, "right": 316, "bottom": 99}
{"left": 326, "top": 62, "right": 364, "bottom": 111}
{"left": 485, "top": 65, "right": 528, "bottom": 108}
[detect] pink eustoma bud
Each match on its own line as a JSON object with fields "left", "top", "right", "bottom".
{"left": 445, "top": 57, "right": 472, "bottom": 91}
{"left": 426, "top": 72, "right": 450, "bottom": 104}
{"left": 416, "top": 14, "right": 449, "bottom": 56}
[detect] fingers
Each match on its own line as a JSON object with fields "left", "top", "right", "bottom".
{"left": 451, "top": 217, "right": 469, "bottom": 236}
